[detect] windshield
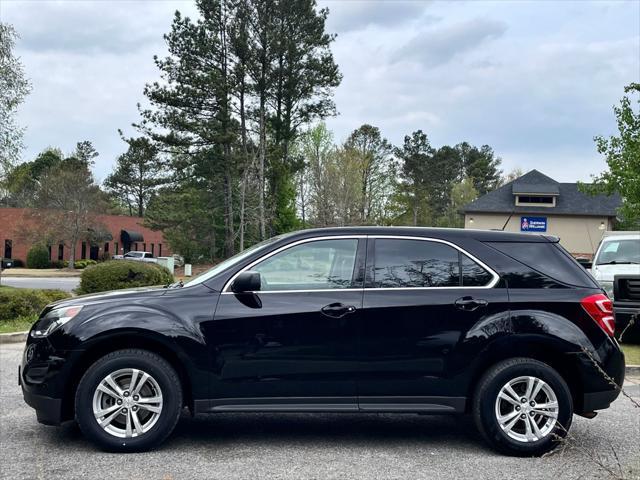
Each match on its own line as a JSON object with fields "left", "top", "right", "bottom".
{"left": 126, "top": 252, "right": 143, "bottom": 258}
{"left": 595, "top": 239, "right": 640, "bottom": 265}
{"left": 183, "top": 235, "right": 284, "bottom": 287}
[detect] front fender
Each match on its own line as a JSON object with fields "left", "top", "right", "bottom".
{"left": 72, "top": 304, "right": 205, "bottom": 344}
{"left": 52, "top": 303, "right": 212, "bottom": 402}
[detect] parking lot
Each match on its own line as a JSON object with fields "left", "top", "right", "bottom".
{"left": 1, "top": 342, "right": 638, "bottom": 480}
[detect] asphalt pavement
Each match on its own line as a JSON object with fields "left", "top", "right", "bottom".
{"left": 1, "top": 342, "right": 639, "bottom": 480}
{"left": 0, "top": 276, "right": 80, "bottom": 292}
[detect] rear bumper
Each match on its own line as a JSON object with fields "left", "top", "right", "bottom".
{"left": 582, "top": 389, "right": 621, "bottom": 412}
{"left": 570, "top": 344, "right": 625, "bottom": 414}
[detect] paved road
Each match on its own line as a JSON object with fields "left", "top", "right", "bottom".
{"left": 0, "top": 276, "right": 80, "bottom": 292}
{"left": 1, "top": 342, "right": 639, "bottom": 480}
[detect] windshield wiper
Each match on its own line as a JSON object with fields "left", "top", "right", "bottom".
{"left": 597, "top": 261, "right": 640, "bottom": 265}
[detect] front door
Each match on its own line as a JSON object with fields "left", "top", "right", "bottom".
{"left": 358, "top": 237, "right": 509, "bottom": 412}
{"left": 204, "top": 237, "right": 365, "bottom": 410}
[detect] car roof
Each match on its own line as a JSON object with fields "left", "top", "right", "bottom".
{"left": 602, "top": 235, "right": 640, "bottom": 242}
{"left": 281, "top": 226, "right": 555, "bottom": 243}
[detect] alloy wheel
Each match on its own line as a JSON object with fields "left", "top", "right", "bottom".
{"left": 494, "top": 375, "right": 559, "bottom": 443}
{"left": 92, "top": 368, "right": 164, "bottom": 438}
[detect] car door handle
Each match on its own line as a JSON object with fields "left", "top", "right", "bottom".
{"left": 321, "top": 302, "right": 357, "bottom": 318}
{"left": 454, "top": 296, "right": 488, "bottom": 311}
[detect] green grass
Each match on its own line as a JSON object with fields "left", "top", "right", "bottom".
{"left": 622, "top": 344, "right": 640, "bottom": 365}
{"left": 0, "top": 315, "right": 37, "bottom": 334}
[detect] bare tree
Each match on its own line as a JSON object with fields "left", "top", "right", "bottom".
{"left": 31, "top": 144, "right": 108, "bottom": 269}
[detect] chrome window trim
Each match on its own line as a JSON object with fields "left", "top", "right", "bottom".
{"left": 221, "top": 234, "right": 500, "bottom": 294}
{"left": 221, "top": 235, "right": 366, "bottom": 293}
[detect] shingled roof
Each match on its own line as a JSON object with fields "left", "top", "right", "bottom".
{"left": 462, "top": 169, "right": 621, "bottom": 216}
{"left": 511, "top": 170, "right": 560, "bottom": 195}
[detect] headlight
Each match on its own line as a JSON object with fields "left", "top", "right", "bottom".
{"left": 599, "top": 281, "right": 614, "bottom": 299}
{"left": 31, "top": 305, "right": 83, "bottom": 338}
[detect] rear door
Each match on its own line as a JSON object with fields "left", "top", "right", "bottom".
{"left": 358, "top": 236, "right": 509, "bottom": 412}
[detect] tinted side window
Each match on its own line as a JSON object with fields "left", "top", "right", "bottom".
{"left": 253, "top": 239, "right": 358, "bottom": 291}
{"left": 372, "top": 239, "right": 460, "bottom": 288}
{"left": 461, "top": 254, "right": 493, "bottom": 286}
{"left": 487, "top": 241, "right": 598, "bottom": 288}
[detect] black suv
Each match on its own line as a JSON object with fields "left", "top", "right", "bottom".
{"left": 20, "top": 227, "right": 624, "bottom": 455}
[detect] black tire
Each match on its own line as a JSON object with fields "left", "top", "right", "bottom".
{"left": 473, "top": 357, "right": 573, "bottom": 457}
{"left": 75, "top": 349, "right": 183, "bottom": 452}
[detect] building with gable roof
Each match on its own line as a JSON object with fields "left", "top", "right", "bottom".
{"left": 461, "top": 170, "right": 621, "bottom": 257}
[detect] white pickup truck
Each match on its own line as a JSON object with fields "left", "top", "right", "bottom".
{"left": 590, "top": 232, "right": 640, "bottom": 341}
{"left": 590, "top": 232, "right": 640, "bottom": 297}
{"left": 112, "top": 251, "right": 158, "bottom": 263}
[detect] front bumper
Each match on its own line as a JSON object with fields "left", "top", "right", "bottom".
{"left": 22, "top": 386, "right": 64, "bottom": 426}
{"left": 614, "top": 303, "right": 639, "bottom": 342}
{"left": 20, "top": 336, "right": 80, "bottom": 426}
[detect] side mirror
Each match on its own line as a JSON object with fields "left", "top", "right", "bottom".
{"left": 231, "top": 271, "right": 261, "bottom": 293}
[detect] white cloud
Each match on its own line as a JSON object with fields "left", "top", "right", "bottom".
{"left": 322, "top": 0, "right": 434, "bottom": 33}
{"left": 397, "top": 18, "right": 508, "bottom": 67}
{"left": 4, "top": 0, "right": 639, "bottom": 183}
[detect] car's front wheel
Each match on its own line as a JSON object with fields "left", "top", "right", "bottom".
{"left": 75, "top": 349, "right": 182, "bottom": 452}
{"left": 473, "top": 357, "right": 573, "bottom": 456}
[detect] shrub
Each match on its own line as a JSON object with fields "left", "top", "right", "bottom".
{"left": 0, "top": 287, "right": 70, "bottom": 322}
{"left": 26, "top": 244, "right": 51, "bottom": 269}
{"left": 50, "top": 260, "right": 96, "bottom": 269}
{"left": 78, "top": 260, "right": 174, "bottom": 294}
{"left": 74, "top": 259, "right": 97, "bottom": 269}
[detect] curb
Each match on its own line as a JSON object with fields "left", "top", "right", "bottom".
{"left": 1, "top": 274, "right": 81, "bottom": 278}
{"left": 627, "top": 365, "right": 640, "bottom": 377}
{"left": 0, "top": 331, "right": 28, "bottom": 344}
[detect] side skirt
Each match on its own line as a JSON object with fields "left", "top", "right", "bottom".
{"left": 194, "top": 396, "right": 466, "bottom": 414}
{"left": 358, "top": 396, "right": 466, "bottom": 413}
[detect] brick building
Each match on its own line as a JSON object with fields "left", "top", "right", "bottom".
{"left": 0, "top": 208, "right": 171, "bottom": 264}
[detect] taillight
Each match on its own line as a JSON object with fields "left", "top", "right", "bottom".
{"left": 581, "top": 293, "right": 615, "bottom": 337}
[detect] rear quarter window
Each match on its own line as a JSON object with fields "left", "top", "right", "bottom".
{"left": 486, "top": 241, "right": 598, "bottom": 288}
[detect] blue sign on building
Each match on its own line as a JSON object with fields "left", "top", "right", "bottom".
{"left": 520, "top": 216, "right": 547, "bottom": 232}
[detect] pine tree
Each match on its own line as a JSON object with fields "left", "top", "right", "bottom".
{"left": 394, "top": 130, "right": 434, "bottom": 226}
{"left": 104, "top": 136, "right": 168, "bottom": 217}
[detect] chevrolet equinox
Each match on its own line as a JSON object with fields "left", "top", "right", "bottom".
{"left": 20, "top": 227, "right": 625, "bottom": 456}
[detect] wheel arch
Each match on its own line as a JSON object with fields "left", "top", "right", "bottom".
{"left": 466, "top": 335, "right": 586, "bottom": 414}
{"left": 61, "top": 329, "right": 194, "bottom": 422}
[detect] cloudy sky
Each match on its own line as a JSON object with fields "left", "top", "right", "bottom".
{"left": 2, "top": 0, "right": 639, "bottom": 182}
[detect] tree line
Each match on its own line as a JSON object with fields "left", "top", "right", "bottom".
{"left": 0, "top": 0, "right": 504, "bottom": 264}
{"left": 111, "top": 0, "right": 502, "bottom": 262}
{"left": 2, "top": 2, "right": 636, "bottom": 266}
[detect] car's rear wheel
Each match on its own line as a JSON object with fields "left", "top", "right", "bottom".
{"left": 473, "top": 357, "right": 573, "bottom": 456}
{"left": 75, "top": 349, "right": 182, "bottom": 452}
